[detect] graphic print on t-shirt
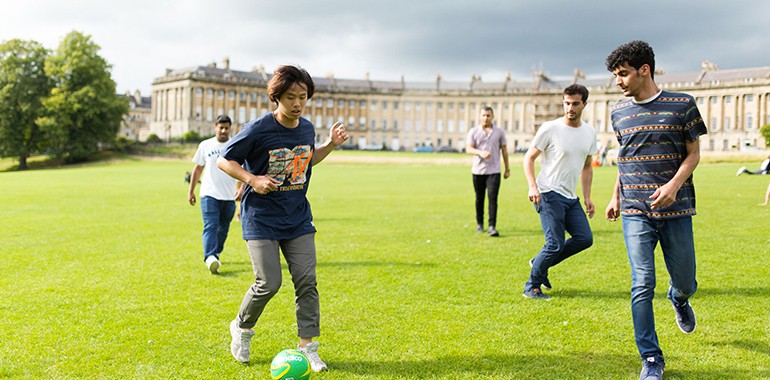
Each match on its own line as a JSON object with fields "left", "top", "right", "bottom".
{"left": 267, "top": 145, "right": 313, "bottom": 189}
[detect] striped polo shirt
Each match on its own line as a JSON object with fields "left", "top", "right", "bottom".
{"left": 610, "top": 90, "right": 708, "bottom": 219}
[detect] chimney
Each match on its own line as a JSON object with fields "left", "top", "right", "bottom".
{"left": 223, "top": 57, "right": 230, "bottom": 70}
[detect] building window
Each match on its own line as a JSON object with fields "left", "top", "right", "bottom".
{"left": 724, "top": 116, "right": 731, "bottom": 130}
{"left": 746, "top": 94, "right": 754, "bottom": 102}
{"left": 359, "top": 117, "right": 366, "bottom": 127}
{"left": 415, "top": 102, "right": 422, "bottom": 111}
{"left": 382, "top": 101, "right": 388, "bottom": 110}
{"left": 746, "top": 113, "right": 753, "bottom": 130}
{"left": 217, "top": 90, "right": 224, "bottom": 99}
{"left": 315, "top": 115, "right": 322, "bottom": 127}
{"left": 195, "top": 88, "right": 203, "bottom": 97}
{"left": 207, "top": 88, "right": 214, "bottom": 98}
{"left": 348, "top": 116, "right": 355, "bottom": 125}
{"left": 710, "top": 96, "right": 717, "bottom": 104}
{"left": 228, "top": 90, "right": 235, "bottom": 99}
{"left": 393, "top": 101, "right": 399, "bottom": 110}
{"left": 238, "top": 107, "right": 246, "bottom": 123}
{"left": 250, "top": 108, "right": 257, "bottom": 120}
{"left": 725, "top": 95, "right": 732, "bottom": 104}
{"left": 370, "top": 101, "right": 376, "bottom": 111}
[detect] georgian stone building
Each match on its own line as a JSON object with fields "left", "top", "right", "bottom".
{"left": 118, "top": 90, "right": 152, "bottom": 141}
{"left": 148, "top": 58, "right": 770, "bottom": 152}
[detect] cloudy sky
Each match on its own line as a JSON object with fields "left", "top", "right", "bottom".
{"left": 2, "top": 0, "right": 769, "bottom": 94}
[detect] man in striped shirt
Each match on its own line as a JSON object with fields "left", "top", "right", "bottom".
{"left": 605, "top": 40, "right": 707, "bottom": 380}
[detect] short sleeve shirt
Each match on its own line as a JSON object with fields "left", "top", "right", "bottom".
{"left": 191, "top": 137, "right": 237, "bottom": 201}
{"left": 467, "top": 125, "right": 507, "bottom": 174}
{"left": 610, "top": 90, "right": 708, "bottom": 219}
{"left": 531, "top": 118, "right": 596, "bottom": 199}
{"left": 220, "top": 112, "right": 317, "bottom": 240}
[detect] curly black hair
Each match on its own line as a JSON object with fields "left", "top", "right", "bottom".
{"left": 605, "top": 40, "right": 656, "bottom": 79}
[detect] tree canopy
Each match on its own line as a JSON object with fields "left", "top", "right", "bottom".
{"left": 0, "top": 39, "right": 51, "bottom": 170}
{"left": 38, "top": 31, "right": 128, "bottom": 163}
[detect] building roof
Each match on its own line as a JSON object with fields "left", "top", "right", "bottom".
{"left": 153, "top": 63, "right": 770, "bottom": 96}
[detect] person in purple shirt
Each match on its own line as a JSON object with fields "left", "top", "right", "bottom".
{"left": 465, "top": 106, "right": 511, "bottom": 236}
{"left": 216, "top": 65, "right": 348, "bottom": 372}
{"left": 605, "top": 40, "right": 707, "bottom": 380}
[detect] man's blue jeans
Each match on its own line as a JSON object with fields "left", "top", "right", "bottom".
{"left": 525, "top": 191, "right": 593, "bottom": 291}
{"left": 622, "top": 214, "right": 698, "bottom": 362}
{"left": 200, "top": 196, "right": 236, "bottom": 261}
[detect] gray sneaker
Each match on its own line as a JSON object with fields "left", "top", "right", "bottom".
{"left": 639, "top": 357, "right": 664, "bottom": 380}
{"left": 487, "top": 226, "right": 499, "bottom": 237}
{"left": 299, "top": 341, "right": 327, "bottom": 372}
{"left": 229, "top": 319, "right": 254, "bottom": 363}
{"left": 522, "top": 288, "right": 550, "bottom": 300}
{"left": 671, "top": 298, "right": 696, "bottom": 334}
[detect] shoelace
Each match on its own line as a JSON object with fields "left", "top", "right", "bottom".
{"left": 643, "top": 360, "right": 662, "bottom": 376}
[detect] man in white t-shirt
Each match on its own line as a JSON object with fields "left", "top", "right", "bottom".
{"left": 188, "top": 115, "right": 241, "bottom": 274}
{"left": 522, "top": 84, "right": 596, "bottom": 300}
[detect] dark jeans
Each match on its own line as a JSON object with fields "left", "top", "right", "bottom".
{"left": 525, "top": 191, "right": 593, "bottom": 292}
{"left": 473, "top": 173, "right": 501, "bottom": 227}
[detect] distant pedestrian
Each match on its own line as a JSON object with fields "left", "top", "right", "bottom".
{"left": 465, "top": 106, "right": 511, "bottom": 237}
{"left": 187, "top": 114, "right": 241, "bottom": 274}
{"left": 522, "top": 84, "right": 596, "bottom": 300}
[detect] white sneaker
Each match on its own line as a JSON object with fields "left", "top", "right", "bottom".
{"left": 205, "top": 256, "right": 220, "bottom": 274}
{"left": 736, "top": 166, "right": 746, "bottom": 176}
{"left": 229, "top": 319, "right": 254, "bottom": 363}
{"left": 299, "top": 341, "right": 327, "bottom": 372}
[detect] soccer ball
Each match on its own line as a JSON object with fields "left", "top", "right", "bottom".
{"left": 270, "top": 349, "right": 311, "bottom": 380}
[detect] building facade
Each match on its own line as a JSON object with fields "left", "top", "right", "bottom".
{"left": 119, "top": 90, "right": 152, "bottom": 141}
{"left": 149, "top": 58, "right": 770, "bottom": 152}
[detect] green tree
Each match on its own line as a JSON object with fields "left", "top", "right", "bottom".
{"left": 0, "top": 39, "right": 51, "bottom": 170}
{"left": 760, "top": 124, "right": 770, "bottom": 148}
{"left": 39, "top": 31, "right": 128, "bottom": 163}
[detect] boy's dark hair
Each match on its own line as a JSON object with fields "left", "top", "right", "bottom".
{"left": 563, "top": 84, "right": 589, "bottom": 103}
{"left": 605, "top": 40, "right": 656, "bottom": 79}
{"left": 215, "top": 114, "right": 231, "bottom": 124}
{"left": 482, "top": 106, "right": 494, "bottom": 115}
{"left": 267, "top": 65, "right": 315, "bottom": 103}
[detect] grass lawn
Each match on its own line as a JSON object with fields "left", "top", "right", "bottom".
{"left": 1, "top": 154, "right": 768, "bottom": 379}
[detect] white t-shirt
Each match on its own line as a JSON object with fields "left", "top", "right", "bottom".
{"left": 531, "top": 118, "right": 597, "bottom": 199}
{"left": 191, "top": 137, "right": 237, "bottom": 201}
